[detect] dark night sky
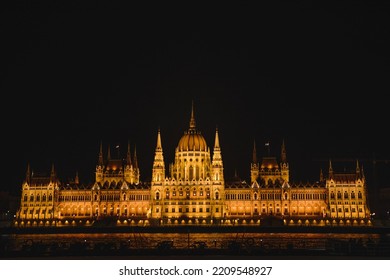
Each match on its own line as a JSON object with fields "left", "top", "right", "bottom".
{"left": 2, "top": 1, "right": 390, "bottom": 195}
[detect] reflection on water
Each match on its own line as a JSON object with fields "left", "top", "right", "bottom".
{"left": 1, "top": 232, "right": 389, "bottom": 258}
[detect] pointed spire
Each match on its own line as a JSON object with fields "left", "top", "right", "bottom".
{"left": 212, "top": 127, "right": 223, "bottom": 174}
{"left": 98, "top": 141, "right": 103, "bottom": 165}
{"left": 157, "top": 127, "right": 163, "bottom": 150}
{"left": 25, "top": 163, "right": 31, "bottom": 183}
{"left": 214, "top": 127, "right": 220, "bottom": 149}
{"left": 252, "top": 140, "right": 257, "bottom": 163}
{"left": 152, "top": 128, "right": 165, "bottom": 182}
{"left": 329, "top": 159, "right": 333, "bottom": 178}
{"left": 320, "top": 168, "right": 323, "bottom": 182}
{"left": 133, "top": 144, "right": 138, "bottom": 169}
{"left": 75, "top": 171, "right": 79, "bottom": 185}
{"left": 281, "top": 139, "right": 287, "bottom": 163}
{"left": 50, "top": 163, "right": 56, "bottom": 180}
{"left": 356, "top": 159, "right": 361, "bottom": 179}
{"left": 189, "top": 100, "right": 196, "bottom": 132}
{"left": 126, "top": 141, "right": 132, "bottom": 165}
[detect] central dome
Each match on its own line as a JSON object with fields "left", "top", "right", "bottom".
{"left": 177, "top": 102, "right": 208, "bottom": 152}
{"left": 178, "top": 131, "right": 208, "bottom": 151}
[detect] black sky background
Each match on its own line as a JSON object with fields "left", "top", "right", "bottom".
{"left": 2, "top": 1, "right": 390, "bottom": 198}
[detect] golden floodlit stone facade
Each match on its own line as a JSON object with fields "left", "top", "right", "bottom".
{"left": 15, "top": 104, "right": 371, "bottom": 227}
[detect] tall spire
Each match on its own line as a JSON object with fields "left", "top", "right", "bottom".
{"left": 189, "top": 100, "right": 196, "bottom": 132}
{"left": 153, "top": 129, "right": 164, "bottom": 167}
{"left": 356, "top": 159, "right": 361, "bottom": 178}
{"left": 133, "top": 144, "right": 138, "bottom": 169}
{"left": 281, "top": 139, "right": 287, "bottom": 163}
{"left": 75, "top": 171, "right": 79, "bottom": 185}
{"left": 252, "top": 140, "right": 257, "bottom": 163}
{"left": 212, "top": 127, "right": 223, "bottom": 182}
{"left": 329, "top": 159, "right": 333, "bottom": 179}
{"left": 50, "top": 163, "right": 56, "bottom": 181}
{"left": 214, "top": 126, "right": 220, "bottom": 149}
{"left": 152, "top": 128, "right": 165, "bottom": 182}
{"left": 98, "top": 141, "right": 103, "bottom": 165}
{"left": 25, "top": 163, "right": 31, "bottom": 184}
{"left": 156, "top": 127, "right": 163, "bottom": 150}
{"left": 126, "top": 141, "right": 132, "bottom": 166}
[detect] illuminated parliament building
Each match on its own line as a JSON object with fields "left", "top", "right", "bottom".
{"left": 15, "top": 105, "right": 371, "bottom": 227}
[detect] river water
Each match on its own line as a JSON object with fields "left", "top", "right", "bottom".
{"left": 1, "top": 231, "right": 389, "bottom": 259}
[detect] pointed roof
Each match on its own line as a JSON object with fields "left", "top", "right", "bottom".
{"left": 126, "top": 141, "right": 132, "bottom": 165}
{"left": 189, "top": 100, "right": 196, "bottom": 132}
{"left": 281, "top": 139, "right": 287, "bottom": 163}
{"left": 98, "top": 141, "right": 103, "bottom": 165}
{"left": 50, "top": 163, "right": 56, "bottom": 179}
{"left": 178, "top": 101, "right": 208, "bottom": 151}
{"left": 156, "top": 128, "right": 163, "bottom": 150}
{"left": 25, "top": 163, "right": 31, "bottom": 183}
{"left": 75, "top": 171, "right": 79, "bottom": 185}
{"left": 214, "top": 127, "right": 220, "bottom": 149}
{"left": 133, "top": 144, "right": 138, "bottom": 169}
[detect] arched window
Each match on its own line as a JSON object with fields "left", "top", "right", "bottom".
{"left": 351, "top": 191, "right": 355, "bottom": 199}
{"left": 215, "top": 192, "right": 219, "bottom": 200}
{"left": 337, "top": 192, "right": 341, "bottom": 199}
{"left": 156, "top": 192, "right": 160, "bottom": 200}
{"left": 344, "top": 192, "right": 349, "bottom": 199}
{"left": 284, "top": 192, "right": 288, "bottom": 200}
{"left": 30, "top": 194, "right": 34, "bottom": 202}
{"left": 23, "top": 195, "right": 28, "bottom": 202}
{"left": 48, "top": 194, "right": 52, "bottom": 201}
{"left": 36, "top": 195, "right": 40, "bottom": 202}
{"left": 123, "top": 193, "right": 127, "bottom": 201}
{"left": 94, "top": 194, "right": 98, "bottom": 201}
{"left": 42, "top": 194, "right": 47, "bottom": 201}
{"left": 358, "top": 191, "right": 362, "bottom": 199}
{"left": 254, "top": 193, "right": 258, "bottom": 200}
{"left": 330, "top": 192, "right": 335, "bottom": 199}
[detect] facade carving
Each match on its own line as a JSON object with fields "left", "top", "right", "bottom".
{"left": 15, "top": 104, "right": 371, "bottom": 227}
